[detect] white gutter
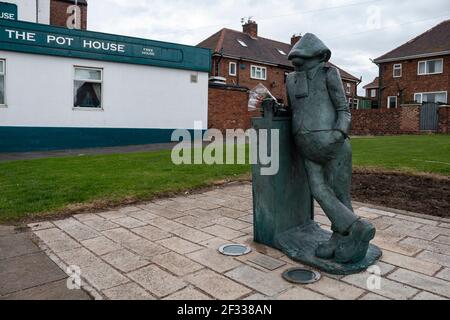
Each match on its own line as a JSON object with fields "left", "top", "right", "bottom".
{"left": 374, "top": 50, "right": 450, "bottom": 64}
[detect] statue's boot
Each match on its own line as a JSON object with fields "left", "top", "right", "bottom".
{"left": 335, "top": 220, "right": 376, "bottom": 264}
{"left": 316, "top": 232, "right": 342, "bottom": 260}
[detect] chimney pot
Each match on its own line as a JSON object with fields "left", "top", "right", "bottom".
{"left": 243, "top": 20, "right": 258, "bottom": 38}
{"left": 291, "top": 34, "right": 301, "bottom": 46}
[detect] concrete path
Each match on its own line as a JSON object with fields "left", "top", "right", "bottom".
{"left": 0, "top": 226, "right": 91, "bottom": 300}
{"left": 4, "top": 183, "right": 450, "bottom": 300}
{"left": 0, "top": 143, "right": 177, "bottom": 163}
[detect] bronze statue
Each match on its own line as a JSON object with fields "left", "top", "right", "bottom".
{"left": 252, "top": 33, "right": 382, "bottom": 275}
{"left": 286, "top": 33, "right": 376, "bottom": 264}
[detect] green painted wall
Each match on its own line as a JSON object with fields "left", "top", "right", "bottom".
{"left": 0, "top": 127, "right": 200, "bottom": 153}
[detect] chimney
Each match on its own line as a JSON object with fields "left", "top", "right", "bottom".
{"left": 291, "top": 34, "right": 301, "bottom": 46}
{"left": 243, "top": 20, "right": 258, "bottom": 38}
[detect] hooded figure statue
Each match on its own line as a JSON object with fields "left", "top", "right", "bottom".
{"left": 285, "top": 33, "right": 376, "bottom": 264}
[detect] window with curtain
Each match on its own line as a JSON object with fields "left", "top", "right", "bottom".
{"left": 393, "top": 64, "right": 402, "bottom": 77}
{"left": 74, "top": 67, "right": 102, "bottom": 109}
{"left": 414, "top": 92, "right": 447, "bottom": 104}
{"left": 0, "top": 60, "right": 5, "bottom": 105}
{"left": 418, "top": 59, "right": 443, "bottom": 75}
{"left": 251, "top": 65, "right": 267, "bottom": 80}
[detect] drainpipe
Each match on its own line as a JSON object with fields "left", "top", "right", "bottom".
{"left": 35, "top": 0, "right": 39, "bottom": 23}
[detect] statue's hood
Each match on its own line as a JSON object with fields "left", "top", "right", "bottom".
{"left": 288, "top": 33, "right": 331, "bottom": 62}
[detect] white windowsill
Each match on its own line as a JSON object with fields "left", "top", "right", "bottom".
{"left": 72, "top": 107, "right": 104, "bottom": 112}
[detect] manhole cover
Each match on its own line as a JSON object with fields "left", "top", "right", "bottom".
{"left": 219, "top": 244, "right": 252, "bottom": 256}
{"left": 282, "top": 268, "right": 321, "bottom": 284}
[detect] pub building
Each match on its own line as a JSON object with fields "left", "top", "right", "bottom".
{"left": 0, "top": 1, "right": 210, "bottom": 152}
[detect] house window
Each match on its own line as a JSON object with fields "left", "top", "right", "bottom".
{"left": 74, "top": 67, "right": 102, "bottom": 109}
{"left": 418, "top": 59, "right": 443, "bottom": 75}
{"left": 414, "top": 91, "right": 447, "bottom": 104}
{"left": 387, "top": 96, "right": 397, "bottom": 109}
{"left": 346, "top": 83, "right": 351, "bottom": 95}
{"left": 348, "top": 98, "right": 359, "bottom": 109}
{"left": 371, "top": 89, "right": 377, "bottom": 98}
{"left": 277, "top": 49, "right": 287, "bottom": 56}
{"left": 190, "top": 73, "right": 198, "bottom": 83}
{"left": 393, "top": 64, "right": 402, "bottom": 78}
{"left": 250, "top": 65, "right": 267, "bottom": 80}
{"left": 0, "top": 60, "right": 5, "bottom": 106}
{"left": 229, "top": 62, "right": 237, "bottom": 76}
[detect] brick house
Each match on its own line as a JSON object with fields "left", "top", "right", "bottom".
{"left": 198, "top": 20, "right": 361, "bottom": 106}
{"left": 374, "top": 19, "right": 450, "bottom": 109}
{"left": 363, "top": 77, "right": 379, "bottom": 108}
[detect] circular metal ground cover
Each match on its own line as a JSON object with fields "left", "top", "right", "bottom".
{"left": 219, "top": 244, "right": 252, "bottom": 257}
{"left": 282, "top": 268, "right": 322, "bottom": 285}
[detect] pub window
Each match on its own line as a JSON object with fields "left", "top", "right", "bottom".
{"left": 0, "top": 60, "right": 5, "bottom": 106}
{"left": 73, "top": 67, "right": 102, "bottom": 109}
{"left": 250, "top": 65, "right": 267, "bottom": 80}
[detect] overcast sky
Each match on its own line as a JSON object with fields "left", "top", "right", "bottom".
{"left": 87, "top": 0, "right": 450, "bottom": 95}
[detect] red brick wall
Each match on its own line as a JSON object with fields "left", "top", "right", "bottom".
{"left": 213, "top": 57, "right": 290, "bottom": 103}
{"left": 438, "top": 106, "right": 450, "bottom": 133}
{"left": 351, "top": 106, "right": 421, "bottom": 135}
{"left": 379, "top": 55, "right": 450, "bottom": 108}
{"left": 50, "top": 0, "right": 88, "bottom": 30}
{"left": 208, "top": 85, "right": 258, "bottom": 131}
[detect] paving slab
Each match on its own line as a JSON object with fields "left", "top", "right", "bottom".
{"left": 81, "top": 261, "right": 129, "bottom": 291}
{"left": 0, "top": 232, "right": 41, "bottom": 260}
{"left": 152, "top": 252, "right": 203, "bottom": 276}
{"left": 164, "top": 287, "right": 212, "bottom": 300}
{"left": 277, "top": 287, "right": 331, "bottom": 300}
{"left": 388, "top": 269, "right": 450, "bottom": 298}
{"left": 0, "top": 279, "right": 91, "bottom": 300}
{"left": 157, "top": 237, "right": 203, "bottom": 255}
{"left": 0, "top": 252, "right": 67, "bottom": 296}
{"left": 186, "top": 269, "right": 252, "bottom": 300}
{"left": 128, "top": 265, "right": 186, "bottom": 298}
{"left": 187, "top": 248, "right": 242, "bottom": 273}
{"left": 226, "top": 265, "right": 291, "bottom": 297}
{"left": 103, "top": 282, "right": 155, "bottom": 300}
{"left": 102, "top": 249, "right": 150, "bottom": 273}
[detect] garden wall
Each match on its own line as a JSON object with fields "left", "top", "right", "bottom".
{"left": 208, "top": 84, "right": 259, "bottom": 131}
{"left": 351, "top": 105, "right": 421, "bottom": 135}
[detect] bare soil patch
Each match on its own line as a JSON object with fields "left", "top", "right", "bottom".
{"left": 352, "top": 169, "right": 450, "bottom": 218}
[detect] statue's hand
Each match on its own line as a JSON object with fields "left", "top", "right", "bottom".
{"left": 331, "top": 130, "right": 345, "bottom": 143}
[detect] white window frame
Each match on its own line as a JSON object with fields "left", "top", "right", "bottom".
{"left": 417, "top": 58, "right": 444, "bottom": 75}
{"left": 346, "top": 83, "right": 351, "bottom": 95}
{"left": 250, "top": 65, "right": 267, "bottom": 80}
{"left": 229, "top": 62, "right": 237, "bottom": 76}
{"left": 73, "top": 66, "right": 103, "bottom": 111}
{"left": 393, "top": 64, "right": 402, "bottom": 78}
{"left": 0, "top": 59, "right": 5, "bottom": 107}
{"left": 370, "top": 89, "right": 377, "bottom": 98}
{"left": 387, "top": 96, "right": 398, "bottom": 109}
{"left": 414, "top": 91, "right": 448, "bottom": 104}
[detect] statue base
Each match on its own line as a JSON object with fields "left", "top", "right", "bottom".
{"left": 275, "top": 222, "right": 383, "bottom": 275}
